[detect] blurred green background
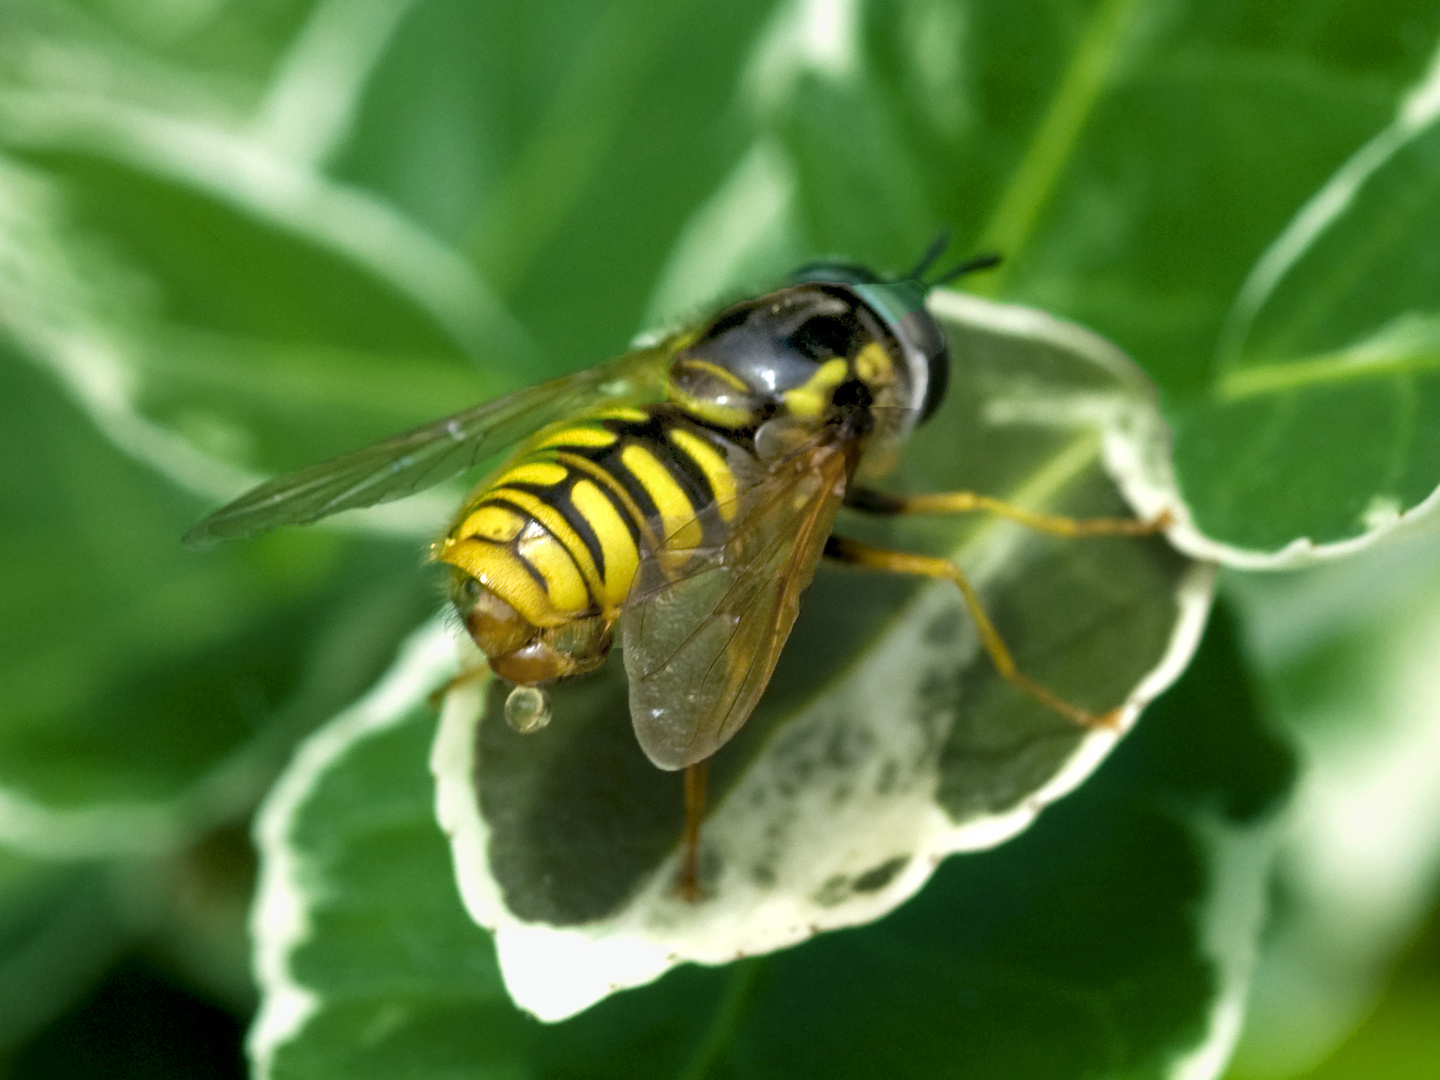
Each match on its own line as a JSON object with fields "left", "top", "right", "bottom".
{"left": 2, "top": 1, "right": 1439, "bottom": 1077}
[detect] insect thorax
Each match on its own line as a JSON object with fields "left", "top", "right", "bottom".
{"left": 667, "top": 280, "right": 945, "bottom": 456}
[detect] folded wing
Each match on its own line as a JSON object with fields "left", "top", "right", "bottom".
{"left": 621, "top": 427, "right": 855, "bottom": 770}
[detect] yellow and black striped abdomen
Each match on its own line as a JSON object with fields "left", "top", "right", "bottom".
{"left": 437, "top": 406, "right": 741, "bottom": 630}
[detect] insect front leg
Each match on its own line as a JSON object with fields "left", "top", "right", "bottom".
{"left": 823, "top": 535, "right": 1121, "bottom": 730}
{"left": 846, "top": 487, "right": 1171, "bottom": 537}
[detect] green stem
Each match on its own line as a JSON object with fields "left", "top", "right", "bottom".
{"left": 466, "top": 0, "right": 678, "bottom": 293}
{"left": 974, "top": 0, "right": 1143, "bottom": 295}
{"left": 674, "top": 959, "right": 762, "bottom": 1080}
{"left": 1217, "top": 349, "right": 1440, "bottom": 401}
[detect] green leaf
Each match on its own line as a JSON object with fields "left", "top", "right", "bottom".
{"left": 0, "top": 135, "right": 511, "bottom": 539}
{"left": 334, "top": 0, "right": 781, "bottom": 360}
{"left": 248, "top": 622, "right": 528, "bottom": 1080}
{"left": 1168, "top": 76, "right": 1440, "bottom": 559}
{"left": 253, "top": 600, "right": 1289, "bottom": 1079}
{"left": 0, "top": 350, "right": 432, "bottom": 853}
{"left": 640, "top": 0, "right": 1440, "bottom": 564}
{"left": 8, "top": 2, "right": 1440, "bottom": 1076}
{"left": 0, "top": 854, "right": 131, "bottom": 1050}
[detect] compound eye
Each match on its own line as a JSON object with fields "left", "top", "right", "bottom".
{"left": 897, "top": 309, "right": 950, "bottom": 422}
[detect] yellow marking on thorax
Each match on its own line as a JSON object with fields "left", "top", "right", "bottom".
{"left": 783, "top": 357, "right": 849, "bottom": 419}
{"left": 669, "top": 392, "right": 755, "bottom": 429}
{"left": 667, "top": 428, "right": 738, "bottom": 521}
{"left": 620, "top": 443, "right": 703, "bottom": 549}
{"left": 668, "top": 357, "right": 759, "bottom": 428}
{"left": 569, "top": 479, "right": 639, "bottom": 610}
{"left": 854, "top": 341, "right": 893, "bottom": 386}
{"left": 675, "top": 357, "right": 749, "bottom": 391}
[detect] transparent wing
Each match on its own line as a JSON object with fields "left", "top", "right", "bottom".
{"left": 184, "top": 344, "right": 674, "bottom": 546}
{"left": 620, "top": 427, "right": 856, "bottom": 771}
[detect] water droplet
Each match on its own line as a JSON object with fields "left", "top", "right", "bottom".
{"left": 504, "top": 686, "right": 552, "bottom": 733}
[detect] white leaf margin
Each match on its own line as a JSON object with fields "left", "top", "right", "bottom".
{"left": 248, "top": 618, "right": 458, "bottom": 1080}
{"left": 0, "top": 83, "right": 525, "bottom": 538}
{"left": 1166, "top": 811, "right": 1284, "bottom": 1080}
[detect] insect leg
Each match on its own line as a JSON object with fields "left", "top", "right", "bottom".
{"left": 427, "top": 660, "right": 492, "bottom": 710}
{"left": 824, "top": 535, "right": 1120, "bottom": 730}
{"left": 847, "top": 488, "right": 1171, "bottom": 538}
{"left": 678, "top": 761, "right": 709, "bottom": 902}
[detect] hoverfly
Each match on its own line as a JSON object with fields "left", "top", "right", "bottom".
{"left": 187, "top": 242, "right": 1163, "bottom": 895}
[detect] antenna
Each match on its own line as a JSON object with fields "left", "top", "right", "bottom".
{"left": 900, "top": 232, "right": 1003, "bottom": 288}
{"left": 904, "top": 230, "right": 953, "bottom": 281}
{"left": 926, "top": 250, "right": 1002, "bottom": 287}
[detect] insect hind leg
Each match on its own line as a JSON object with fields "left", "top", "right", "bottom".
{"left": 847, "top": 487, "right": 1171, "bottom": 538}
{"left": 823, "top": 535, "right": 1120, "bottom": 730}
{"left": 678, "top": 761, "right": 708, "bottom": 902}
